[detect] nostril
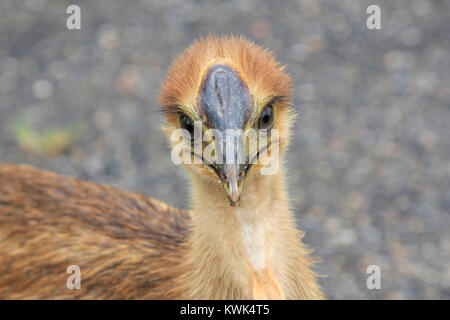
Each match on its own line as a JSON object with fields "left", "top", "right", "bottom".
{"left": 220, "top": 173, "right": 227, "bottom": 180}
{"left": 238, "top": 172, "right": 244, "bottom": 178}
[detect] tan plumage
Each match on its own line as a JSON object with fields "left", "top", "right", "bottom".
{"left": 0, "top": 35, "right": 324, "bottom": 299}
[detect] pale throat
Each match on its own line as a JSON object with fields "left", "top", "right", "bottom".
{"left": 190, "top": 172, "right": 287, "bottom": 299}
{"left": 235, "top": 207, "right": 267, "bottom": 271}
{"left": 232, "top": 182, "right": 285, "bottom": 299}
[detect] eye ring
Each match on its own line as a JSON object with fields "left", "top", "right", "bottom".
{"left": 258, "top": 105, "right": 274, "bottom": 130}
{"left": 179, "top": 113, "right": 195, "bottom": 138}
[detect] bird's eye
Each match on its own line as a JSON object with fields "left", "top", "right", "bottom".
{"left": 258, "top": 105, "right": 274, "bottom": 130}
{"left": 179, "top": 114, "right": 195, "bottom": 138}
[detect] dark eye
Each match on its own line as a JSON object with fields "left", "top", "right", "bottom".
{"left": 179, "top": 114, "right": 195, "bottom": 137}
{"left": 258, "top": 105, "right": 274, "bottom": 130}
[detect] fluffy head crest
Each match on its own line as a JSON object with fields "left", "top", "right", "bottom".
{"left": 159, "top": 35, "right": 292, "bottom": 118}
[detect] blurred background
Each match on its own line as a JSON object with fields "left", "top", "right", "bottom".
{"left": 0, "top": 0, "right": 449, "bottom": 299}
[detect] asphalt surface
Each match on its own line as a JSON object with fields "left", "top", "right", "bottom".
{"left": 0, "top": 0, "right": 449, "bottom": 299}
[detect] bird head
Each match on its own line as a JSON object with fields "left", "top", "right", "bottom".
{"left": 160, "top": 35, "right": 294, "bottom": 207}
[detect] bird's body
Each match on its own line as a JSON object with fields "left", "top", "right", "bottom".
{"left": 0, "top": 164, "right": 188, "bottom": 299}
{"left": 0, "top": 36, "right": 324, "bottom": 299}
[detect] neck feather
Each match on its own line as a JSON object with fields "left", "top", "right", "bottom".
{"left": 181, "top": 168, "right": 324, "bottom": 299}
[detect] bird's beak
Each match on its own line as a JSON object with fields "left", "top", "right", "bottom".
{"left": 198, "top": 63, "right": 252, "bottom": 207}
{"left": 219, "top": 163, "right": 245, "bottom": 207}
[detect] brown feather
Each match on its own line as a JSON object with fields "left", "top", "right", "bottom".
{"left": 0, "top": 164, "right": 189, "bottom": 299}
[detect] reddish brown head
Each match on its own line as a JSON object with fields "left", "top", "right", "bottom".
{"left": 159, "top": 35, "right": 294, "bottom": 206}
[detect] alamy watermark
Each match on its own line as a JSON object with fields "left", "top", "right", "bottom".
{"left": 66, "top": 5, "right": 81, "bottom": 30}
{"left": 366, "top": 265, "right": 381, "bottom": 290}
{"left": 65, "top": 4, "right": 381, "bottom": 31}
{"left": 170, "top": 121, "right": 280, "bottom": 176}
{"left": 366, "top": 5, "right": 381, "bottom": 30}
{"left": 66, "top": 265, "right": 81, "bottom": 290}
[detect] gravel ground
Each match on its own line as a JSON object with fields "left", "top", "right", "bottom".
{"left": 0, "top": 0, "right": 449, "bottom": 299}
